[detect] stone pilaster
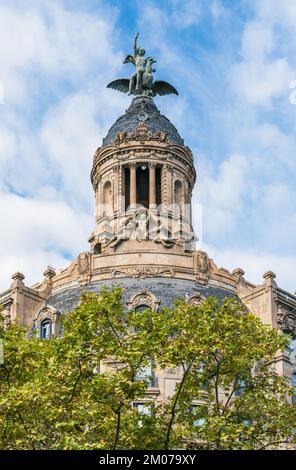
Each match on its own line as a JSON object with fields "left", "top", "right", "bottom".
{"left": 129, "top": 163, "right": 137, "bottom": 208}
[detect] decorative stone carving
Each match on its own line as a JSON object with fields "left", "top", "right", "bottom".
{"left": 115, "top": 131, "right": 128, "bottom": 143}
{"left": 165, "top": 365, "right": 182, "bottom": 376}
{"left": 105, "top": 208, "right": 183, "bottom": 250}
{"left": 195, "top": 250, "right": 210, "bottom": 284}
{"left": 112, "top": 266, "right": 175, "bottom": 279}
{"left": 114, "top": 122, "right": 169, "bottom": 145}
{"left": 105, "top": 210, "right": 148, "bottom": 249}
{"left": 126, "top": 289, "right": 160, "bottom": 311}
{"left": 186, "top": 293, "right": 205, "bottom": 306}
{"left": 77, "top": 252, "right": 91, "bottom": 275}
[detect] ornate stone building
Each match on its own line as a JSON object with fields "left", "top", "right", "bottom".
{"left": 0, "top": 93, "right": 295, "bottom": 402}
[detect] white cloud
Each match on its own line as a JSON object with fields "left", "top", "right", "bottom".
{"left": 171, "top": 0, "right": 203, "bottom": 28}
{"left": 0, "top": 190, "right": 92, "bottom": 288}
{"left": 203, "top": 243, "right": 296, "bottom": 293}
{"left": 198, "top": 154, "right": 249, "bottom": 235}
{"left": 257, "top": 0, "right": 296, "bottom": 27}
{"left": 230, "top": 56, "right": 292, "bottom": 106}
{"left": 228, "top": 1, "right": 296, "bottom": 106}
{"left": 210, "top": 0, "right": 227, "bottom": 21}
{"left": 0, "top": 1, "right": 122, "bottom": 290}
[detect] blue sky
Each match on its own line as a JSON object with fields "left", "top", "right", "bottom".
{"left": 0, "top": 0, "right": 295, "bottom": 292}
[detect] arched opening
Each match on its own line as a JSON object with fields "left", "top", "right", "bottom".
{"left": 135, "top": 304, "right": 150, "bottom": 313}
{"left": 93, "top": 242, "right": 101, "bottom": 254}
{"left": 136, "top": 165, "right": 149, "bottom": 208}
{"left": 103, "top": 181, "right": 113, "bottom": 217}
{"left": 40, "top": 319, "right": 52, "bottom": 339}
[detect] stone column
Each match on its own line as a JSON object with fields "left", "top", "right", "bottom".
{"left": 149, "top": 163, "right": 156, "bottom": 207}
{"left": 113, "top": 165, "right": 119, "bottom": 215}
{"left": 130, "top": 163, "right": 137, "bottom": 208}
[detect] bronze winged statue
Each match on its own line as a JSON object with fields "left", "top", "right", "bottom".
{"left": 107, "top": 33, "right": 178, "bottom": 98}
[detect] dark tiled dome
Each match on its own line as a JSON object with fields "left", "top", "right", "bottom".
{"left": 46, "top": 278, "right": 236, "bottom": 313}
{"left": 102, "top": 96, "right": 184, "bottom": 147}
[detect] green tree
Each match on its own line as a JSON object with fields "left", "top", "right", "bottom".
{"left": 0, "top": 289, "right": 295, "bottom": 450}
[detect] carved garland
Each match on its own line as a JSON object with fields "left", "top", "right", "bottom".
{"left": 114, "top": 122, "right": 169, "bottom": 145}
{"left": 112, "top": 266, "right": 175, "bottom": 279}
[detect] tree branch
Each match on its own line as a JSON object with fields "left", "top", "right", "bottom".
{"left": 164, "top": 353, "right": 199, "bottom": 450}
{"left": 113, "top": 406, "right": 122, "bottom": 450}
{"left": 68, "top": 360, "right": 83, "bottom": 404}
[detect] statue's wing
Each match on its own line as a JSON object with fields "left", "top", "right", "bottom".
{"left": 123, "top": 54, "right": 135, "bottom": 65}
{"left": 107, "top": 79, "right": 130, "bottom": 94}
{"left": 153, "top": 81, "right": 179, "bottom": 96}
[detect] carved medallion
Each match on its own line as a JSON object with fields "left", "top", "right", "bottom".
{"left": 137, "top": 111, "right": 148, "bottom": 121}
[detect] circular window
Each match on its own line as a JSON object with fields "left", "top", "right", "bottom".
{"left": 137, "top": 111, "right": 148, "bottom": 122}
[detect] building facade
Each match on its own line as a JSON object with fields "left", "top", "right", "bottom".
{"left": 0, "top": 94, "right": 295, "bottom": 402}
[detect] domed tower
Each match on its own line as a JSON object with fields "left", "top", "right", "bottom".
{"left": 89, "top": 95, "right": 197, "bottom": 279}
{"left": 47, "top": 31, "right": 237, "bottom": 313}
{"left": 0, "top": 33, "right": 239, "bottom": 330}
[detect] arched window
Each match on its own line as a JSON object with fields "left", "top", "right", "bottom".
{"left": 126, "top": 289, "right": 160, "bottom": 312}
{"left": 131, "top": 304, "right": 151, "bottom": 333}
{"left": 93, "top": 242, "right": 101, "bottom": 254}
{"left": 40, "top": 319, "right": 52, "bottom": 339}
